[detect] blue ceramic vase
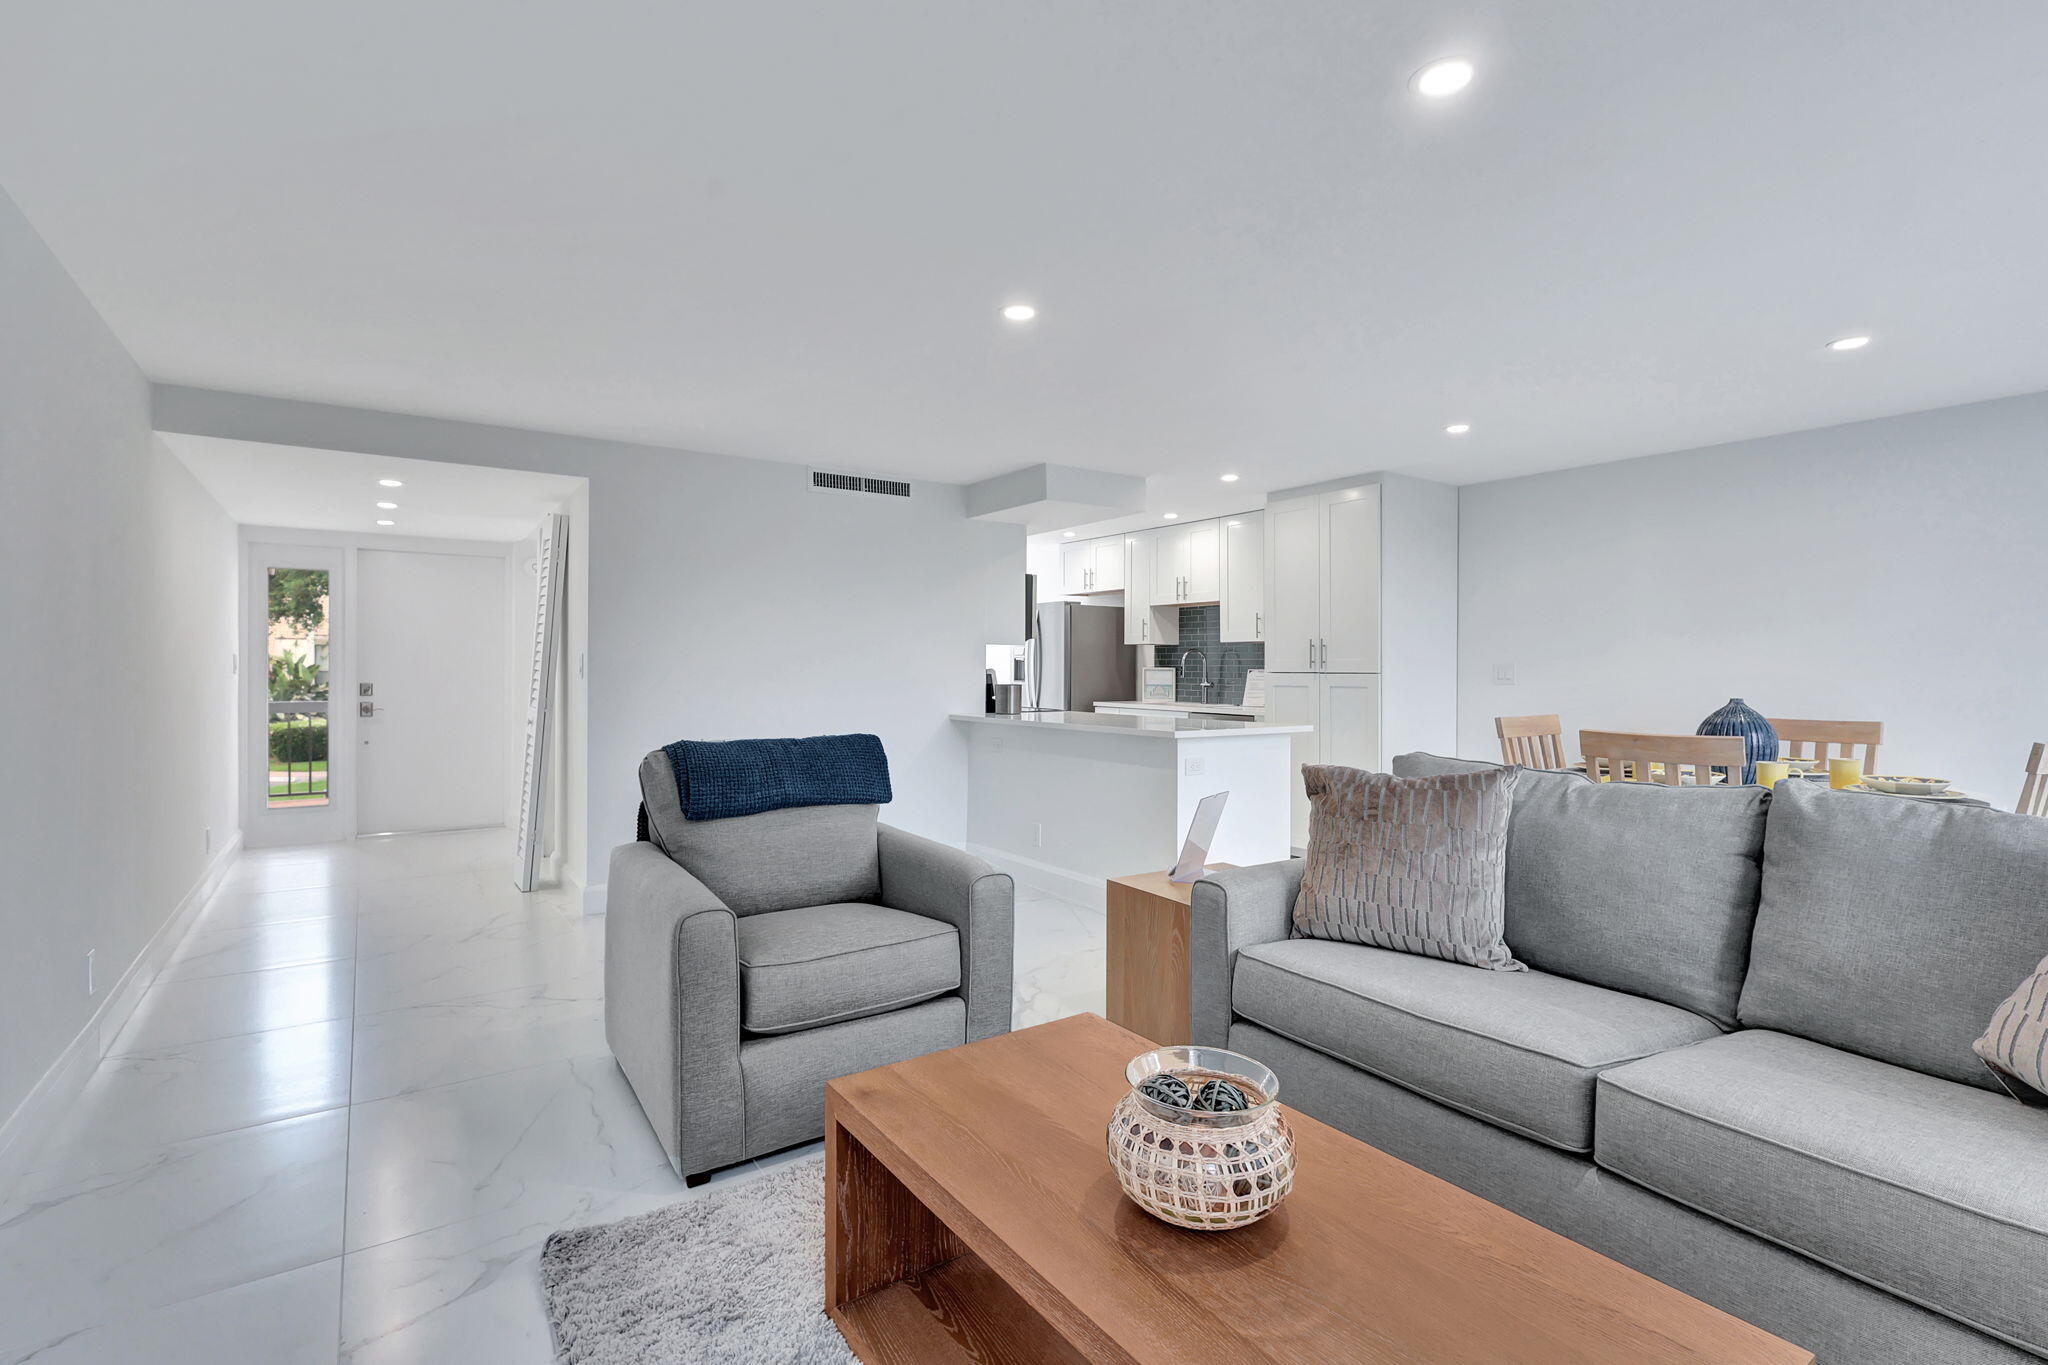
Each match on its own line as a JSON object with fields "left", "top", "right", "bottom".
{"left": 1696, "top": 698, "right": 1777, "bottom": 784}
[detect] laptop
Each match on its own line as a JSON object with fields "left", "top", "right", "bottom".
{"left": 1168, "top": 791, "right": 1229, "bottom": 883}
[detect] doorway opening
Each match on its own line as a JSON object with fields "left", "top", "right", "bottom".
{"left": 166, "top": 434, "right": 589, "bottom": 892}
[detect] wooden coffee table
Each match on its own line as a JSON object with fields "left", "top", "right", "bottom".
{"left": 825, "top": 1013, "right": 1812, "bottom": 1364}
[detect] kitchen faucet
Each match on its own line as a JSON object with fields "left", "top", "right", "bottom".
{"left": 1178, "top": 648, "right": 1212, "bottom": 698}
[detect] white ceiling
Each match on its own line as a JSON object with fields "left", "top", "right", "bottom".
{"left": 9, "top": 2, "right": 2048, "bottom": 506}
{"left": 163, "top": 435, "right": 583, "bottom": 542}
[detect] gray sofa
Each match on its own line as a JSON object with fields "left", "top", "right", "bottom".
{"left": 1191, "top": 754, "right": 2048, "bottom": 1365}
{"left": 607, "top": 750, "right": 1014, "bottom": 1184}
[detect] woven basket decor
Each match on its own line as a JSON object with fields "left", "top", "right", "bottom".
{"left": 1108, "top": 1046, "right": 1296, "bottom": 1231}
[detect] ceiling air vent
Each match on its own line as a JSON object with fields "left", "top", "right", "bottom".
{"left": 810, "top": 469, "right": 912, "bottom": 499}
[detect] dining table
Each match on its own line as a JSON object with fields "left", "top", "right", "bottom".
{"left": 1568, "top": 759, "right": 1991, "bottom": 806}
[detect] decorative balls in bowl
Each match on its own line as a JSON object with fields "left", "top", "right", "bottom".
{"left": 1107, "top": 1045, "right": 1295, "bottom": 1230}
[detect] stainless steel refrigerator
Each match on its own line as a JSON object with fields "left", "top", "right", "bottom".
{"left": 1025, "top": 600, "right": 1135, "bottom": 712}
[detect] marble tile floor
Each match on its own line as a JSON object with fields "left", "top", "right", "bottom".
{"left": 0, "top": 829, "right": 1105, "bottom": 1363}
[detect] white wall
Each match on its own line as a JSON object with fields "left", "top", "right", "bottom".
{"left": 1457, "top": 391, "right": 2048, "bottom": 805}
{"left": 558, "top": 485, "right": 591, "bottom": 892}
{"left": 153, "top": 387, "right": 1023, "bottom": 898}
{"left": 0, "top": 189, "right": 239, "bottom": 1130}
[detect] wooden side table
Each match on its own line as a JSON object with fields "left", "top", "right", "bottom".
{"left": 1105, "top": 864, "right": 1232, "bottom": 1045}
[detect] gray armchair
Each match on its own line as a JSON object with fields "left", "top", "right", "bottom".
{"left": 606, "top": 750, "right": 1014, "bottom": 1184}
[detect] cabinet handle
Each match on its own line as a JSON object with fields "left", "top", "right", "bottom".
{"left": 1320, "top": 638, "right": 1327, "bottom": 668}
{"left": 1255, "top": 611, "right": 1262, "bottom": 638}
{"left": 1308, "top": 638, "right": 1316, "bottom": 670}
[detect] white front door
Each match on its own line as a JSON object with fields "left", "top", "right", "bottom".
{"left": 356, "top": 549, "right": 510, "bottom": 835}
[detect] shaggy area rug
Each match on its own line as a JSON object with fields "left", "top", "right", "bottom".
{"left": 540, "top": 1155, "right": 856, "bottom": 1364}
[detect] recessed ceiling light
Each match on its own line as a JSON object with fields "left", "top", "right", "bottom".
{"left": 1445, "top": 423, "right": 1472, "bottom": 435}
{"left": 1162, "top": 512, "right": 1179, "bottom": 520}
{"left": 1220, "top": 473, "right": 1240, "bottom": 482}
{"left": 376, "top": 501, "right": 398, "bottom": 510}
{"left": 376, "top": 519, "right": 395, "bottom": 527}
{"left": 1001, "top": 303, "right": 1036, "bottom": 323}
{"left": 1413, "top": 58, "right": 1475, "bottom": 98}
{"left": 1826, "top": 335, "right": 1872, "bottom": 352}
{"left": 378, "top": 478, "right": 403, "bottom": 488}
{"left": 1062, "top": 530, "right": 1076, "bottom": 538}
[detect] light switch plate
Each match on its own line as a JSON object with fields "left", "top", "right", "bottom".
{"left": 1492, "top": 662, "right": 1516, "bottom": 685}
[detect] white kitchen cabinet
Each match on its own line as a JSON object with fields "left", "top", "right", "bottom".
{"left": 1089, "top": 535, "right": 1124, "bottom": 593}
{"left": 1263, "top": 496, "right": 1321, "bottom": 670}
{"left": 1262, "top": 484, "right": 1379, "bottom": 672}
{"left": 1059, "top": 539, "right": 1092, "bottom": 595}
{"left": 1150, "top": 525, "right": 1187, "bottom": 607}
{"left": 1320, "top": 488, "right": 1380, "bottom": 672}
{"left": 1266, "top": 672, "right": 1382, "bottom": 848}
{"left": 1122, "top": 530, "right": 1178, "bottom": 646}
{"left": 1262, "top": 672, "right": 1320, "bottom": 845}
{"left": 1151, "top": 519, "right": 1222, "bottom": 605}
{"left": 1186, "top": 520, "right": 1220, "bottom": 601}
{"left": 1059, "top": 533, "right": 1126, "bottom": 594}
{"left": 1219, "top": 512, "right": 1264, "bottom": 643}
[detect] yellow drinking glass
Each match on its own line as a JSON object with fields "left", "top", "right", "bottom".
{"left": 1754, "top": 760, "right": 1792, "bottom": 788}
{"left": 1828, "top": 757, "right": 1863, "bottom": 790}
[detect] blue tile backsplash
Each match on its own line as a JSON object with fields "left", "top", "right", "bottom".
{"left": 1151, "top": 605, "right": 1265, "bottom": 705}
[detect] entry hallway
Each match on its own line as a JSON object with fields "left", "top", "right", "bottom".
{"left": 0, "top": 831, "right": 1102, "bottom": 1363}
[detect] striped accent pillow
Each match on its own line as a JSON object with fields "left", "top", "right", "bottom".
{"left": 1976, "top": 954, "right": 2048, "bottom": 1104}
{"left": 1293, "top": 765, "right": 1523, "bottom": 971}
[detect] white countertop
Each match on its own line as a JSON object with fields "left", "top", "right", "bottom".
{"left": 950, "top": 710, "right": 1309, "bottom": 739}
{"left": 1095, "top": 699, "right": 1263, "bottom": 716}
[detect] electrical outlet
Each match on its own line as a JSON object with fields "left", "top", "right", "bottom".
{"left": 1184, "top": 755, "right": 1207, "bottom": 776}
{"left": 1493, "top": 662, "right": 1516, "bottom": 685}
{"left": 1034, "top": 823, "right": 1044, "bottom": 847}
{"left": 85, "top": 949, "right": 95, "bottom": 996}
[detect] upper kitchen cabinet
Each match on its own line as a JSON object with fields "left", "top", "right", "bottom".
{"left": 1089, "top": 535, "right": 1124, "bottom": 593}
{"left": 1059, "top": 538, "right": 1092, "bottom": 595}
{"left": 1264, "top": 485, "right": 1379, "bottom": 671}
{"left": 1122, "top": 529, "right": 1178, "bottom": 645}
{"left": 1058, "top": 532, "right": 1126, "bottom": 594}
{"left": 1219, "top": 512, "right": 1265, "bottom": 643}
{"left": 1151, "top": 518, "right": 1223, "bottom": 606}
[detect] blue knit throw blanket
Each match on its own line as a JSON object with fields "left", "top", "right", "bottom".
{"left": 663, "top": 733, "right": 892, "bottom": 821}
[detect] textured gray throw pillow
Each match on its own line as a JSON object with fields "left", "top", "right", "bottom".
{"left": 1293, "top": 765, "right": 1523, "bottom": 971}
{"left": 1976, "top": 954, "right": 2048, "bottom": 1103}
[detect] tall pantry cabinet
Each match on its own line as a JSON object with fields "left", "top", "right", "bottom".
{"left": 1262, "top": 475, "right": 1458, "bottom": 848}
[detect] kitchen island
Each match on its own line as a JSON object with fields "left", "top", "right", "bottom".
{"left": 949, "top": 710, "right": 1309, "bottom": 905}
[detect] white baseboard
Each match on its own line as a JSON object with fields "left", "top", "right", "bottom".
{"left": 0, "top": 830, "right": 243, "bottom": 1191}
{"left": 966, "top": 844, "right": 1106, "bottom": 910}
{"left": 580, "top": 879, "right": 607, "bottom": 916}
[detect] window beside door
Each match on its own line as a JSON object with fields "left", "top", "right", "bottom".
{"left": 266, "top": 566, "right": 331, "bottom": 808}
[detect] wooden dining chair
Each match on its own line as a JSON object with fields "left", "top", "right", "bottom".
{"left": 1579, "top": 731, "right": 1747, "bottom": 786}
{"left": 1496, "top": 714, "right": 1567, "bottom": 768}
{"left": 2020, "top": 742, "right": 2048, "bottom": 818}
{"left": 1768, "top": 718, "right": 1883, "bottom": 772}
